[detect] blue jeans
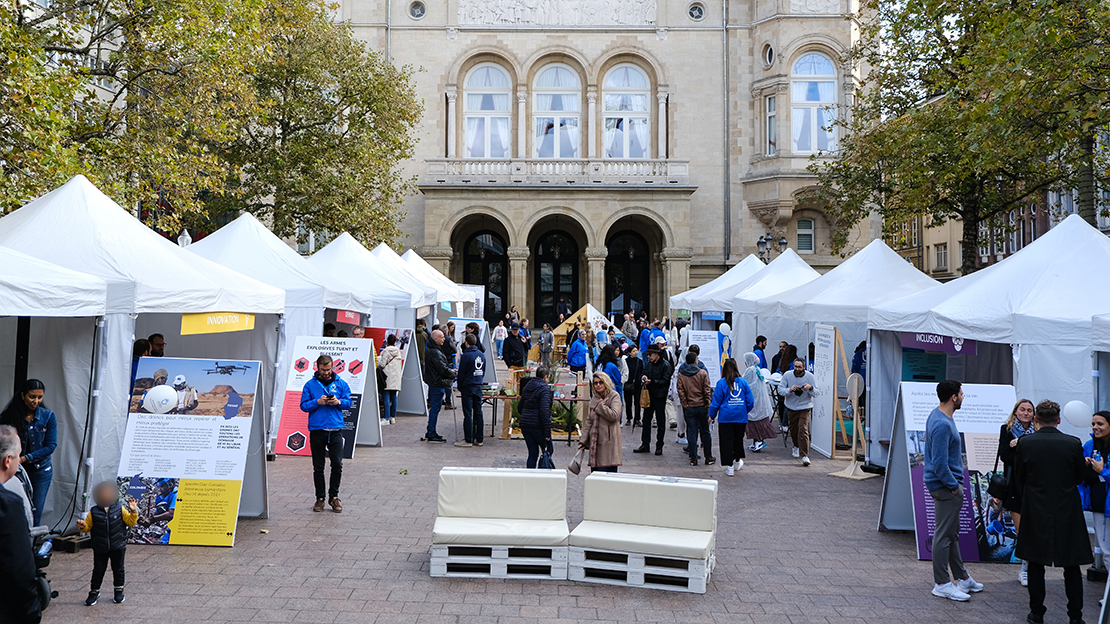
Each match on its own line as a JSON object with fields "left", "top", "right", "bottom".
{"left": 382, "top": 390, "right": 398, "bottom": 421}
{"left": 495, "top": 339, "right": 504, "bottom": 358}
{"left": 684, "top": 406, "right": 713, "bottom": 461}
{"left": 460, "top": 386, "right": 484, "bottom": 443}
{"left": 521, "top": 426, "right": 551, "bottom": 468}
{"left": 427, "top": 387, "right": 446, "bottom": 437}
{"left": 26, "top": 465, "right": 51, "bottom": 526}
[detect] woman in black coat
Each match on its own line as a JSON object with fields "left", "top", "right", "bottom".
{"left": 518, "top": 366, "right": 552, "bottom": 469}
{"left": 996, "top": 399, "right": 1036, "bottom": 585}
{"left": 623, "top": 345, "right": 643, "bottom": 426}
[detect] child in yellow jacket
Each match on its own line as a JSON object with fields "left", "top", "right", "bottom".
{"left": 76, "top": 481, "right": 137, "bottom": 606}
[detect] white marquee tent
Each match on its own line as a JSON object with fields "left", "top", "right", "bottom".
{"left": 0, "top": 246, "right": 108, "bottom": 317}
{"left": 669, "top": 254, "right": 765, "bottom": 316}
{"left": 189, "top": 213, "right": 376, "bottom": 446}
{"left": 868, "top": 214, "right": 1110, "bottom": 464}
{"left": 309, "top": 233, "right": 436, "bottom": 328}
{"left": 729, "top": 249, "right": 821, "bottom": 354}
{"left": 0, "top": 175, "right": 285, "bottom": 527}
{"left": 401, "top": 249, "right": 478, "bottom": 309}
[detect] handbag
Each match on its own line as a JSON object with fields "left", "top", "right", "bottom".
{"left": 567, "top": 448, "right": 585, "bottom": 475}
{"left": 986, "top": 446, "right": 1008, "bottom": 500}
{"left": 640, "top": 387, "right": 651, "bottom": 408}
{"left": 538, "top": 449, "right": 556, "bottom": 470}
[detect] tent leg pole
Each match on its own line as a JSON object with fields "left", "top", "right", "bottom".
{"left": 79, "top": 316, "right": 107, "bottom": 529}
{"left": 14, "top": 316, "right": 30, "bottom": 393}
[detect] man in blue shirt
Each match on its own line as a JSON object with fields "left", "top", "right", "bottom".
{"left": 752, "top": 335, "right": 768, "bottom": 369}
{"left": 924, "top": 380, "right": 983, "bottom": 602}
{"left": 455, "top": 334, "right": 487, "bottom": 447}
{"left": 300, "top": 355, "right": 352, "bottom": 513}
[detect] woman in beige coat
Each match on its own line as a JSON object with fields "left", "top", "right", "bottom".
{"left": 579, "top": 372, "right": 623, "bottom": 472}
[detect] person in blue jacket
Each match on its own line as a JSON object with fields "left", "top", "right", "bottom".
{"left": 1082, "top": 411, "right": 1110, "bottom": 572}
{"left": 566, "top": 330, "right": 589, "bottom": 378}
{"left": 300, "top": 355, "right": 352, "bottom": 514}
{"left": 708, "top": 359, "right": 754, "bottom": 477}
{"left": 0, "top": 379, "right": 57, "bottom": 526}
{"left": 456, "top": 334, "right": 487, "bottom": 447}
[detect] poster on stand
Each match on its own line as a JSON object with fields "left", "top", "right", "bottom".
{"left": 118, "top": 357, "right": 262, "bottom": 547}
{"left": 275, "top": 336, "right": 379, "bottom": 458}
{"left": 449, "top": 317, "right": 495, "bottom": 382}
{"left": 809, "top": 325, "right": 836, "bottom": 458}
{"left": 879, "top": 381, "right": 1016, "bottom": 563}
{"left": 688, "top": 330, "right": 725, "bottom": 381}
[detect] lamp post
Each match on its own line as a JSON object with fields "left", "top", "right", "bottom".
{"left": 756, "top": 233, "right": 788, "bottom": 264}
{"left": 177, "top": 229, "right": 192, "bottom": 248}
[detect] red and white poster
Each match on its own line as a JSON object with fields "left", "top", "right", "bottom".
{"left": 275, "top": 336, "right": 378, "bottom": 458}
{"left": 363, "top": 328, "right": 414, "bottom": 363}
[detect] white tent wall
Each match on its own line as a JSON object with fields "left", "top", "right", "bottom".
{"left": 1098, "top": 352, "right": 1110, "bottom": 411}
{"left": 398, "top": 338, "right": 428, "bottom": 416}
{"left": 91, "top": 313, "right": 134, "bottom": 525}
{"left": 133, "top": 313, "right": 280, "bottom": 517}
{"left": 1013, "top": 343, "right": 1092, "bottom": 438}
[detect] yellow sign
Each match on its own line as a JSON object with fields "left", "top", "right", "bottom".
{"left": 181, "top": 312, "right": 255, "bottom": 335}
{"left": 166, "top": 479, "right": 242, "bottom": 547}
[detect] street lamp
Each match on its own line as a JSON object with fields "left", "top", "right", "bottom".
{"left": 756, "top": 233, "right": 789, "bottom": 264}
{"left": 177, "top": 229, "right": 192, "bottom": 248}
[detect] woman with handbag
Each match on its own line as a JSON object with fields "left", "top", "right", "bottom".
{"left": 579, "top": 373, "right": 622, "bottom": 472}
{"left": 1081, "top": 411, "right": 1110, "bottom": 574}
{"left": 518, "top": 366, "right": 553, "bottom": 468}
{"left": 995, "top": 398, "right": 1036, "bottom": 585}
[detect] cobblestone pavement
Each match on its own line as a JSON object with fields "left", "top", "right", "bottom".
{"left": 42, "top": 363, "right": 1102, "bottom": 624}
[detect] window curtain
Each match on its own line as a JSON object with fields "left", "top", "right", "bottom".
{"left": 535, "top": 94, "right": 554, "bottom": 111}
{"left": 792, "top": 108, "right": 811, "bottom": 152}
{"left": 603, "top": 118, "right": 620, "bottom": 157}
{"left": 466, "top": 117, "right": 483, "bottom": 157}
{"left": 817, "top": 108, "right": 836, "bottom": 150}
{"left": 490, "top": 117, "right": 510, "bottom": 158}
{"left": 630, "top": 118, "right": 649, "bottom": 158}
{"left": 792, "top": 81, "right": 835, "bottom": 103}
{"left": 563, "top": 118, "right": 580, "bottom": 157}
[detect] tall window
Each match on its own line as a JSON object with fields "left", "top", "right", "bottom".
{"left": 464, "top": 64, "right": 511, "bottom": 158}
{"left": 935, "top": 243, "right": 948, "bottom": 270}
{"left": 766, "top": 96, "right": 777, "bottom": 156}
{"left": 796, "top": 218, "right": 814, "bottom": 253}
{"left": 603, "top": 65, "right": 650, "bottom": 159}
{"left": 791, "top": 53, "right": 836, "bottom": 153}
{"left": 533, "top": 65, "right": 581, "bottom": 158}
{"left": 911, "top": 219, "right": 919, "bottom": 246}
{"left": 1008, "top": 210, "right": 1017, "bottom": 253}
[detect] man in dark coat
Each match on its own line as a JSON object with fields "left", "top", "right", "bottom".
{"left": 502, "top": 323, "right": 530, "bottom": 368}
{"left": 1013, "top": 400, "right": 1093, "bottom": 624}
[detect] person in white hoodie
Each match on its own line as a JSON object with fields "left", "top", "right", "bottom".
{"left": 378, "top": 334, "right": 404, "bottom": 425}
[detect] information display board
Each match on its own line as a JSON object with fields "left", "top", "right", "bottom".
{"left": 119, "top": 357, "right": 262, "bottom": 547}
{"left": 688, "top": 330, "right": 725, "bottom": 381}
{"left": 810, "top": 324, "right": 836, "bottom": 458}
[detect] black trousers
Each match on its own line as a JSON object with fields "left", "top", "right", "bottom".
{"left": 624, "top": 387, "right": 641, "bottom": 424}
{"left": 91, "top": 548, "right": 125, "bottom": 590}
{"left": 718, "top": 422, "right": 747, "bottom": 466}
{"left": 640, "top": 398, "right": 667, "bottom": 449}
{"left": 310, "top": 429, "right": 344, "bottom": 499}
{"left": 1027, "top": 563, "right": 1082, "bottom": 620}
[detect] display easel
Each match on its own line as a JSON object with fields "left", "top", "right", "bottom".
{"left": 829, "top": 327, "right": 853, "bottom": 459}
{"left": 830, "top": 372, "right": 876, "bottom": 480}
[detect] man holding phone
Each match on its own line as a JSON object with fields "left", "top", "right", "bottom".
{"left": 300, "top": 354, "right": 352, "bottom": 514}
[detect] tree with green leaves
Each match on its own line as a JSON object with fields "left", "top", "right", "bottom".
{"left": 206, "top": 0, "right": 422, "bottom": 247}
{"left": 811, "top": 0, "right": 1104, "bottom": 274}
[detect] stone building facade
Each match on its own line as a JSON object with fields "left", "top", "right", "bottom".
{"left": 338, "top": 0, "right": 873, "bottom": 328}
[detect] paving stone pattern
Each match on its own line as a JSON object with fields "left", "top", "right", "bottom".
{"left": 43, "top": 362, "right": 1101, "bottom": 623}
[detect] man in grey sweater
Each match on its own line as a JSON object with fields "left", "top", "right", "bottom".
{"left": 778, "top": 358, "right": 818, "bottom": 466}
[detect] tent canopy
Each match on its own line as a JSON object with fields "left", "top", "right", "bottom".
{"left": 0, "top": 175, "right": 284, "bottom": 314}
{"left": 869, "top": 215, "right": 1110, "bottom": 346}
{"left": 669, "top": 254, "right": 765, "bottom": 312}
{"left": 309, "top": 233, "right": 436, "bottom": 310}
{"left": 189, "top": 213, "right": 373, "bottom": 312}
{"left": 0, "top": 246, "right": 108, "bottom": 317}
{"left": 552, "top": 304, "right": 625, "bottom": 344}
{"left": 401, "top": 249, "right": 477, "bottom": 305}
{"left": 371, "top": 243, "right": 465, "bottom": 305}
{"left": 732, "top": 248, "right": 821, "bottom": 313}
{"left": 759, "top": 240, "right": 939, "bottom": 323}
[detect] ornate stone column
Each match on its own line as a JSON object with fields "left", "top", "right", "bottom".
{"left": 446, "top": 91, "right": 457, "bottom": 158}
{"left": 586, "top": 90, "right": 598, "bottom": 159}
{"left": 661, "top": 247, "right": 692, "bottom": 312}
{"left": 517, "top": 90, "right": 527, "bottom": 159}
{"left": 507, "top": 246, "right": 530, "bottom": 319}
{"left": 585, "top": 246, "right": 608, "bottom": 308}
{"left": 656, "top": 92, "right": 668, "bottom": 159}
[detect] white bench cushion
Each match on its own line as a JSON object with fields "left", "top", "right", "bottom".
{"left": 437, "top": 467, "right": 567, "bottom": 521}
{"left": 582, "top": 473, "right": 717, "bottom": 532}
{"left": 569, "top": 520, "right": 714, "bottom": 560}
{"left": 433, "top": 517, "right": 570, "bottom": 546}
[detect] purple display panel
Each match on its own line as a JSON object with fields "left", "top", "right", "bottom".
{"left": 900, "top": 332, "right": 977, "bottom": 356}
{"left": 910, "top": 465, "right": 980, "bottom": 561}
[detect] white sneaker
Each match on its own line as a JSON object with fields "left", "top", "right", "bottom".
{"left": 956, "top": 576, "right": 983, "bottom": 593}
{"left": 1019, "top": 560, "right": 1028, "bottom": 586}
{"left": 792, "top": 447, "right": 800, "bottom": 458}
{"left": 752, "top": 440, "right": 766, "bottom": 452}
{"left": 801, "top": 456, "right": 811, "bottom": 467}
{"left": 725, "top": 465, "right": 735, "bottom": 477}
{"left": 390, "top": 418, "right": 396, "bottom": 425}
{"left": 734, "top": 459, "right": 743, "bottom": 470}
{"left": 453, "top": 441, "right": 472, "bottom": 448}
{"left": 380, "top": 418, "right": 390, "bottom": 425}
{"left": 675, "top": 436, "right": 688, "bottom": 445}
{"left": 931, "top": 583, "right": 970, "bottom": 602}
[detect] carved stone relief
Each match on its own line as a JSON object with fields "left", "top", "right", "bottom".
{"left": 457, "top": 0, "right": 657, "bottom": 26}
{"left": 789, "top": 0, "right": 838, "bottom": 13}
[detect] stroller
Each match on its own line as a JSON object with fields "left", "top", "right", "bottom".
{"left": 12, "top": 466, "right": 59, "bottom": 610}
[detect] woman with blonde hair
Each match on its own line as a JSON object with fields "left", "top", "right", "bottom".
{"left": 995, "top": 398, "right": 1036, "bottom": 585}
{"left": 579, "top": 372, "right": 623, "bottom": 472}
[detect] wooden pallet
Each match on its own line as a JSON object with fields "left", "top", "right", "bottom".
{"left": 430, "top": 544, "right": 569, "bottom": 580}
{"left": 567, "top": 546, "right": 713, "bottom": 593}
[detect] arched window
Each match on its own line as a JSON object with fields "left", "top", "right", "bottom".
{"left": 791, "top": 53, "right": 836, "bottom": 153}
{"left": 463, "top": 231, "right": 508, "bottom": 324}
{"left": 602, "top": 65, "right": 650, "bottom": 159}
{"left": 533, "top": 65, "right": 581, "bottom": 158}
{"left": 464, "top": 64, "right": 512, "bottom": 158}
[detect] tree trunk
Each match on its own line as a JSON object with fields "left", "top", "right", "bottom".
{"left": 960, "top": 201, "right": 981, "bottom": 275}
{"left": 1078, "top": 134, "right": 1097, "bottom": 226}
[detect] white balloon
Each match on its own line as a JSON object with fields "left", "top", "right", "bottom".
{"left": 718, "top": 323, "right": 731, "bottom": 335}
{"left": 1063, "top": 400, "right": 1093, "bottom": 429}
{"left": 142, "top": 385, "right": 178, "bottom": 414}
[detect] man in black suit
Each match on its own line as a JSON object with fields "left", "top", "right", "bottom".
{"left": 1013, "top": 400, "right": 1093, "bottom": 624}
{"left": 0, "top": 424, "right": 41, "bottom": 623}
